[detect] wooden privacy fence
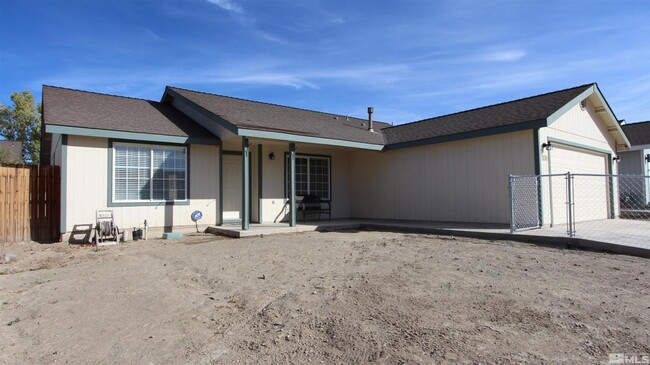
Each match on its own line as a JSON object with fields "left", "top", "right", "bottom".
{"left": 0, "top": 165, "right": 60, "bottom": 242}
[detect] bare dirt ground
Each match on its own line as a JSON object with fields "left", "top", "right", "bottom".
{"left": 0, "top": 230, "right": 648, "bottom": 364}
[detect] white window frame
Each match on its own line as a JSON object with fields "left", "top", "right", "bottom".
{"left": 285, "top": 154, "right": 331, "bottom": 201}
{"left": 112, "top": 142, "right": 188, "bottom": 203}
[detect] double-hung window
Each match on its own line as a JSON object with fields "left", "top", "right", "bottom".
{"left": 285, "top": 155, "right": 330, "bottom": 200}
{"left": 113, "top": 142, "right": 187, "bottom": 203}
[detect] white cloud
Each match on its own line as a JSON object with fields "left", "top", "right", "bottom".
{"left": 482, "top": 50, "right": 526, "bottom": 62}
{"left": 206, "top": 0, "right": 243, "bottom": 13}
{"left": 216, "top": 73, "right": 319, "bottom": 90}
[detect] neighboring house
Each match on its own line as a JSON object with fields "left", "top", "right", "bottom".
{"left": 41, "top": 83, "right": 630, "bottom": 235}
{"left": 0, "top": 140, "right": 24, "bottom": 164}
{"left": 619, "top": 121, "right": 650, "bottom": 207}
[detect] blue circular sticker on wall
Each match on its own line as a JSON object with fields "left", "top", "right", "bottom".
{"left": 191, "top": 210, "right": 203, "bottom": 222}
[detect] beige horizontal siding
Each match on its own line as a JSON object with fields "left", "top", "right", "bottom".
{"left": 64, "top": 135, "right": 219, "bottom": 232}
{"left": 350, "top": 130, "right": 535, "bottom": 224}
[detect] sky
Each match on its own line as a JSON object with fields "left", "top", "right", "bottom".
{"left": 1, "top": 0, "right": 650, "bottom": 125}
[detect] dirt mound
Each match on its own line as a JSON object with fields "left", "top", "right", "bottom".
{"left": 1, "top": 231, "right": 648, "bottom": 364}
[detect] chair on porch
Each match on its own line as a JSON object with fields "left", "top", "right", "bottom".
{"left": 297, "top": 195, "right": 331, "bottom": 221}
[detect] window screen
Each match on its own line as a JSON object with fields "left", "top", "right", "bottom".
{"left": 113, "top": 143, "right": 187, "bottom": 202}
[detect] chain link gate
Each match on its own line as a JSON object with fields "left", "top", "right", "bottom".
{"left": 509, "top": 174, "right": 650, "bottom": 248}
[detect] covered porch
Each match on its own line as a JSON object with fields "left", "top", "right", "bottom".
{"left": 219, "top": 134, "right": 382, "bottom": 230}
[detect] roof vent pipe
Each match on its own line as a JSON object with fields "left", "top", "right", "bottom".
{"left": 367, "top": 106, "right": 374, "bottom": 132}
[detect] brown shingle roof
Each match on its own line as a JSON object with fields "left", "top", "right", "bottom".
{"left": 382, "top": 83, "right": 595, "bottom": 146}
{"left": 622, "top": 121, "right": 650, "bottom": 146}
{"left": 42, "top": 86, "right": 217, "bottom": 139}
{"left": 166, "top": 87, "right": 388, "bottom": 145}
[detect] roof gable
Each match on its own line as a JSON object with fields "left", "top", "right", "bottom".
{"left": 382, "top": 84, "right": 595, "bottom": 148}
{"left": 164, "top": 86, "right": 387, "bottom": 147}
{"left": 42, "top": 85, "right": 218, "bottom": 144}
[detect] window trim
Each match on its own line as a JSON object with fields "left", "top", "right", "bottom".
{"left": 284, "top": 152, "right": 332, "bottom": 201}
{"left": 108, "top": 140, "right": 191, "bottom": 207}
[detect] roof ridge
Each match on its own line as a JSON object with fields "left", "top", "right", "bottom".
{"left": 43, "top": 84, "right": 159, "bottom": 103}
{"left": 384, "top": 83, "right": 596, "bottom": 130}
{"left": 167, "top": 85, "right": 382, "bottom": 123}
{"left": 622, "top": 120, "right": 650, "bottom": 126}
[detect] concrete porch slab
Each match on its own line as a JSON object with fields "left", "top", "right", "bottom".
{"left": 206, "top": 220, "right": 361, "bottom": 238}
{"left": 206, "top": 219, "right": 650, "bottom": 259}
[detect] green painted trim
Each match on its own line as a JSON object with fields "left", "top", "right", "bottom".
{"left": 384, "top": 119, "right": 547, "bottom": 151}
{"left": 60, "top": 135, "right": 68, "bottom": 233}
{"left": 163, "top": 88, "right": 239, "bottom": 134}
{"left": 547, "top": 137, "right": 612, "bottom": 155}
{"left": 218, "top": 145, "right": 223, "bottom": 226}
{"left": 238, "top": 128, "right": 384, "bottom": 151}
{"left": 533, "top": 129, "right": 543, "bottom": 226}
{"left": 223, "top": 150, "right": 243, "bottom": 156}
{"left": 249, "top": 145, "right": 252, "bottom": 222}
{"left": 289, "top": 143, "right": 296, "bottom": 227}
{"left": 46, "top": 124, "right": 220, "bottom": 145}
{"left": 107, "top": 140, "right": 191, "bottom": 207}
{"left": 546, "top": 86, "right": 595, "bottom": 125}
{"left": 240, "top": 140, "right": 250, "bottom": 229}
{"left": 533, "top": 129, "right": 541, "bottom": 175}
{"left": 626, "top": 144, "right": 650, "bottom": 151}
{"left": 258, "top": 144, "right": 263, "bottom": 223}
{"left": 608, "top": 153, "right": 615, "bottom": 219}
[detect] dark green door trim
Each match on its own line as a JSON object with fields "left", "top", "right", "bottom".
{"left": 242, "top": 138, "right": 250, "bottom": 230}
{"left": 218, "top": 145, "right": 223, "bottom": 226}
{"left": 258, "top": 144, "right": 263, "bottom": 223}
{"left": 60, "top": 134, "right": 68, "bottom": 233}
{"left": 289, "top": 143, "right": 296, "bottom": 227}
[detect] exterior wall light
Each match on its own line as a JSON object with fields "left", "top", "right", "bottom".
{"left": 613, "top": 156, "right": 620, "bottom": 163}
{"left": 268, "top": 152, "right": 275, "bottom": 160}
{"left": 542, "top": 141, "right": 553, "bottom": 151}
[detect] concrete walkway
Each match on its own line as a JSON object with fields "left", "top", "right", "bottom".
{"left": 207, "top": 219, "right": 650, "bottom": 259}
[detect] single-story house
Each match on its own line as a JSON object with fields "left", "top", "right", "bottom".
{"left": 40, "top": 83, "right": 631, "bottom": 235}
{"left": 619, "top": 121, "right": 650, "bottom": 207}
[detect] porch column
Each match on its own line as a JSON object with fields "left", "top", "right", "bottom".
{"left": 218, "top": 145, "right": 223, "bottom": 226}
{"left": 289, "top": 142, "right": 296, "bottom": 227}
{"left": 242, "top": 138, "right": 250, "bottom": 230}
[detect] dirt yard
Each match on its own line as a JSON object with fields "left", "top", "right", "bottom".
{"left": 0, "top": 230, "right": 648, "bottom": 364}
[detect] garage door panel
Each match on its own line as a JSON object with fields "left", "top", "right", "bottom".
{"left": 550, "top": 145, "right": 609, "bottom": 223}
{"left": 551, "top": 145, "right": 608, "bottom": 175}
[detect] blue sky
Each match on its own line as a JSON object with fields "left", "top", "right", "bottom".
{"left": 1, "top": 0, "right": 649, "bottom": 124}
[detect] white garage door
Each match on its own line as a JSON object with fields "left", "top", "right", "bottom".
{"left": 550, "top": 145, "right": 609, "bottom": 222}
{"left": 551, "top": 145, "right": 608, "bottom": 175}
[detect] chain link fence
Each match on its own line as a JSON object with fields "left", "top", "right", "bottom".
{"left": 509, "top": 173, "right": 650, "bottom": 250}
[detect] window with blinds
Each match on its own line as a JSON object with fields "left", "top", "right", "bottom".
{"left": 113, "top": 143, "right": 187, "bottom": 202}
{"left": 285, "top": 155, "right": 330, "bottom": 200}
